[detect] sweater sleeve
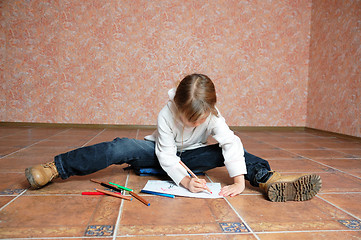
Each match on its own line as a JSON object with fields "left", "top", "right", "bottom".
{"left": 210, "top": 115, "right": 247, "bottom": 178}
{"left": 155, "top": 106, "right": 188, "bottom": 185}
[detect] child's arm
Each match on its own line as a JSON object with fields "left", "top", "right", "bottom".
{"left": 218, "top": 174, "right": 245, "bottom": 197}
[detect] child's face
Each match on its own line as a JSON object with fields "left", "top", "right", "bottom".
{"left": 179, "top": 112, "right": 209, "bottom": 128}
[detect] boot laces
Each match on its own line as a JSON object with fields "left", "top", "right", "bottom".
{"left": 42, "top": 162, "right": 59, "bottom": 180}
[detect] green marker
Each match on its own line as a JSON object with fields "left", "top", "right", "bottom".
{"left": 108, "top": 182, "right": 133, "bottom": 192}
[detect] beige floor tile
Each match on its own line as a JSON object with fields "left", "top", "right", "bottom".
{"left": 117, "top": 197, "right": 241, "bottom": 235}
{"left": 267, "top": 131, "right": 317, "bottom": 137}
{"left": 242, "top": 142, "right": 277, "bottom": 151}
{"left": 320, "top": 193, "right": 361, "bottom": 219}
{"left": 267, "top": 141, "right": 320, "bottom": 150}
{"left": 86, "top": 129, "right": 138, "bottom": 146}
{"left": 0, "top": 127, "right": 27, "bottom": 136}
{"left": 0, "top": 196, "right": 15, "bottom": 209}
{"left": 317, "top": 172, "right": 361, "bottom": 193}
{"left": 246, "top": 149, "right": 302, "bottom": 160}
{"left": 227, "top": 195, "right": 357, "bottom": 232}
{"left": 32, "top": 139, "right": 87, "bottom": 148}
{"left": 258, "top": 231, "right": 361, "bottom": 240}
{"left": 0, "top": 195, "right": 101, "bottom": 238}
{"left": 51, "top": 128, "right": 103, "bottom": 137}
{"left": 289, "top": 149, "right": 352, "bottom": 159}
{"left": 288, "top": 137, "right": 340, "bottom": 143}
{"left": 0, "top": 139, "right": 40, "bottom": 148}
{"left": 250, "top": 136, "right": 296, "bottom": 142}
{"left": 267, "top": 159, "right": 330, "bottom": 172}
{"left": 0, "top": 157, "right": 55, "bottom": 172}
{"left": 338, "top": 149, "right": 361, "bottom": 158}
{"left": 315, "top": 158, "right": 361, "bottom": 173}
{"left": 0, "top": 173, "right": 28, "bottom": 194}
{"left": 0, "top": 146, "right": 24, "bottom": 156}
{"left": 311, "top": 141, "right": 361, "bottom": 149}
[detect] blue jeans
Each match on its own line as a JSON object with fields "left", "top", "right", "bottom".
{"left": 54, "top": 137, "right": 271, "bottom": 187}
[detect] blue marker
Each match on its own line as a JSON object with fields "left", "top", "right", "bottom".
{"left": 141, "top": 190, "right": 175, "bottom": 198}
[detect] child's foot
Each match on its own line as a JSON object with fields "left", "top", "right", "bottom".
{"left": 25, "top": 162, "right": 59, "bottom": 189}
{"left": 259, "top": 172, "right": 322, "bottom": 202}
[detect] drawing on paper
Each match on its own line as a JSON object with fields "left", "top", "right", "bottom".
{"left": 142, "top": 180, "right": 223, "bottom": 199}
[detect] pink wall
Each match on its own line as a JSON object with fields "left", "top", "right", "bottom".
{"left": 3, "top": 1, "right": 359, "bottom": 137}
{"left": 0, "top": 0, "right": 312, "bottom": 127}
{"left": 307, "top": 0, "right": 360, "bottom": 137}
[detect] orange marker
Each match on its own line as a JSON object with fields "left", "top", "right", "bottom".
{"left": 129, "top": 191, "right": 150, "bottom": 206}
{"left": 96, "top": 189, "right": 132, "bottom": 201}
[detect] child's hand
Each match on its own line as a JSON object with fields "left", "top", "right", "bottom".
{"left": 181, "top": 176, "right": 208, "bottom": 193}
{"left": 188, "top": 178, "right": 208, "bottom": 193}
{"left": 219, "top": 175, "right": 245, "bottom": 197}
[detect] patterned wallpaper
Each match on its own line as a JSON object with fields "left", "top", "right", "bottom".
{"left": 2, "top": 1, "right": 359, "bottom": 137}
{"left": 307, "top": 0, "right": 360, "bottom": 137}
{"left": 0, "top": 0, "right": 312, "bottom": 127}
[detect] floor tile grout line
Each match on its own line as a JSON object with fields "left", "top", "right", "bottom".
{"left": 206, "top": 173, "right": 260, "bottom": 238}
{"left": 120, "top": 229, "right": 361, "bottom": 237}
{"left": 316, "top": 195, "right": 361, "bottom": 222}
{"left": 112, "top": 170, "right": 130, "bottom": 239}
{"left": 125, "top": 232, "right": 257, "bottom": 238}
{"left": 264, "top": 141, "right": 361, "bottom": 181}
{"left": 136, "top": 128, "right": 140, "bottom": 139}
{"left": 255, "top": 229, "right": 361, "bottom": 234}
{"left": 112, "top": 128, "right": 139, "bottom": 238}
{"left": 0, "top": 188, "right": 28, "bottom": 212}
{"left": 223, "top": 196, "right": 260, "bottom": 240}
{"left": 0, "top": 128, "right": 72, "bottom": 159}
{"left": 319, "top": 192, "right": 361, "bottom": 195}
{"left": 304, "top": 157, "right": 361, "bottom": 181}
{"left": 0, "top": 127, "right": 35, "bottom": 139}
{"left": 80, "top": 128, "right": 107, "bottom": 147}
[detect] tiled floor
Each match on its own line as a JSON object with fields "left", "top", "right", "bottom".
{"left": 0, "top": 126, "right": 361, "bottom": 239}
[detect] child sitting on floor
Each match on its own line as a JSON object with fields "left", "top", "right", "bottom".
{"left": 25, "top": 73, "right": 321, "bottom": 201}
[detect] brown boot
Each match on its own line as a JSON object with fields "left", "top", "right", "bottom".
{"left": 259, "top": 172, "right": 322, "bottom": 202}
{"left": 25, "top": 162, "right": 59, "bottom": 189}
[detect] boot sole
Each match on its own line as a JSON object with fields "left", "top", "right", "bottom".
{"left": 267, "top": 174, "right": 322, "bottom": 202}
{"left": 25, "top": 167, "right": 41, "bottom": 189}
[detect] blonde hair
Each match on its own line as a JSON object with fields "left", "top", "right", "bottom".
{"left": 174, "top": 73, "right": 218, "bottom": 123}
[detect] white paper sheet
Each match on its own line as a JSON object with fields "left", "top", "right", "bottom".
{"left": 142, "top": 180, "right": 223, "bottom": 198}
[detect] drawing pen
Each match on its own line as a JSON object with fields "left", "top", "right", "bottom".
{"left": 179, "top": 160, "right": 212, "bottom": 194}
{"left": 140, "top": 190, "right": 175, "bottom": 198}
{"left": 129, "top": 191, "right": 150, "bottom": 206}
{"left": 96, "top": 189, "right": 132, "bottom": 201}
{"left": 90, "top": 179, "right": 123, "bottom": 193}
{"left": 108, "top": 182, "right": 133, "bottom": 192}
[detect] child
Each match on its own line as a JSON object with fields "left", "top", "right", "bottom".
{"left": 25, "top": 73, "right": 321, "bottom": 201}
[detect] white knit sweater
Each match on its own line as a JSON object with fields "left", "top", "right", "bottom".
{"left": 145, "top": 88, "right": 247, "bottom": 185}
